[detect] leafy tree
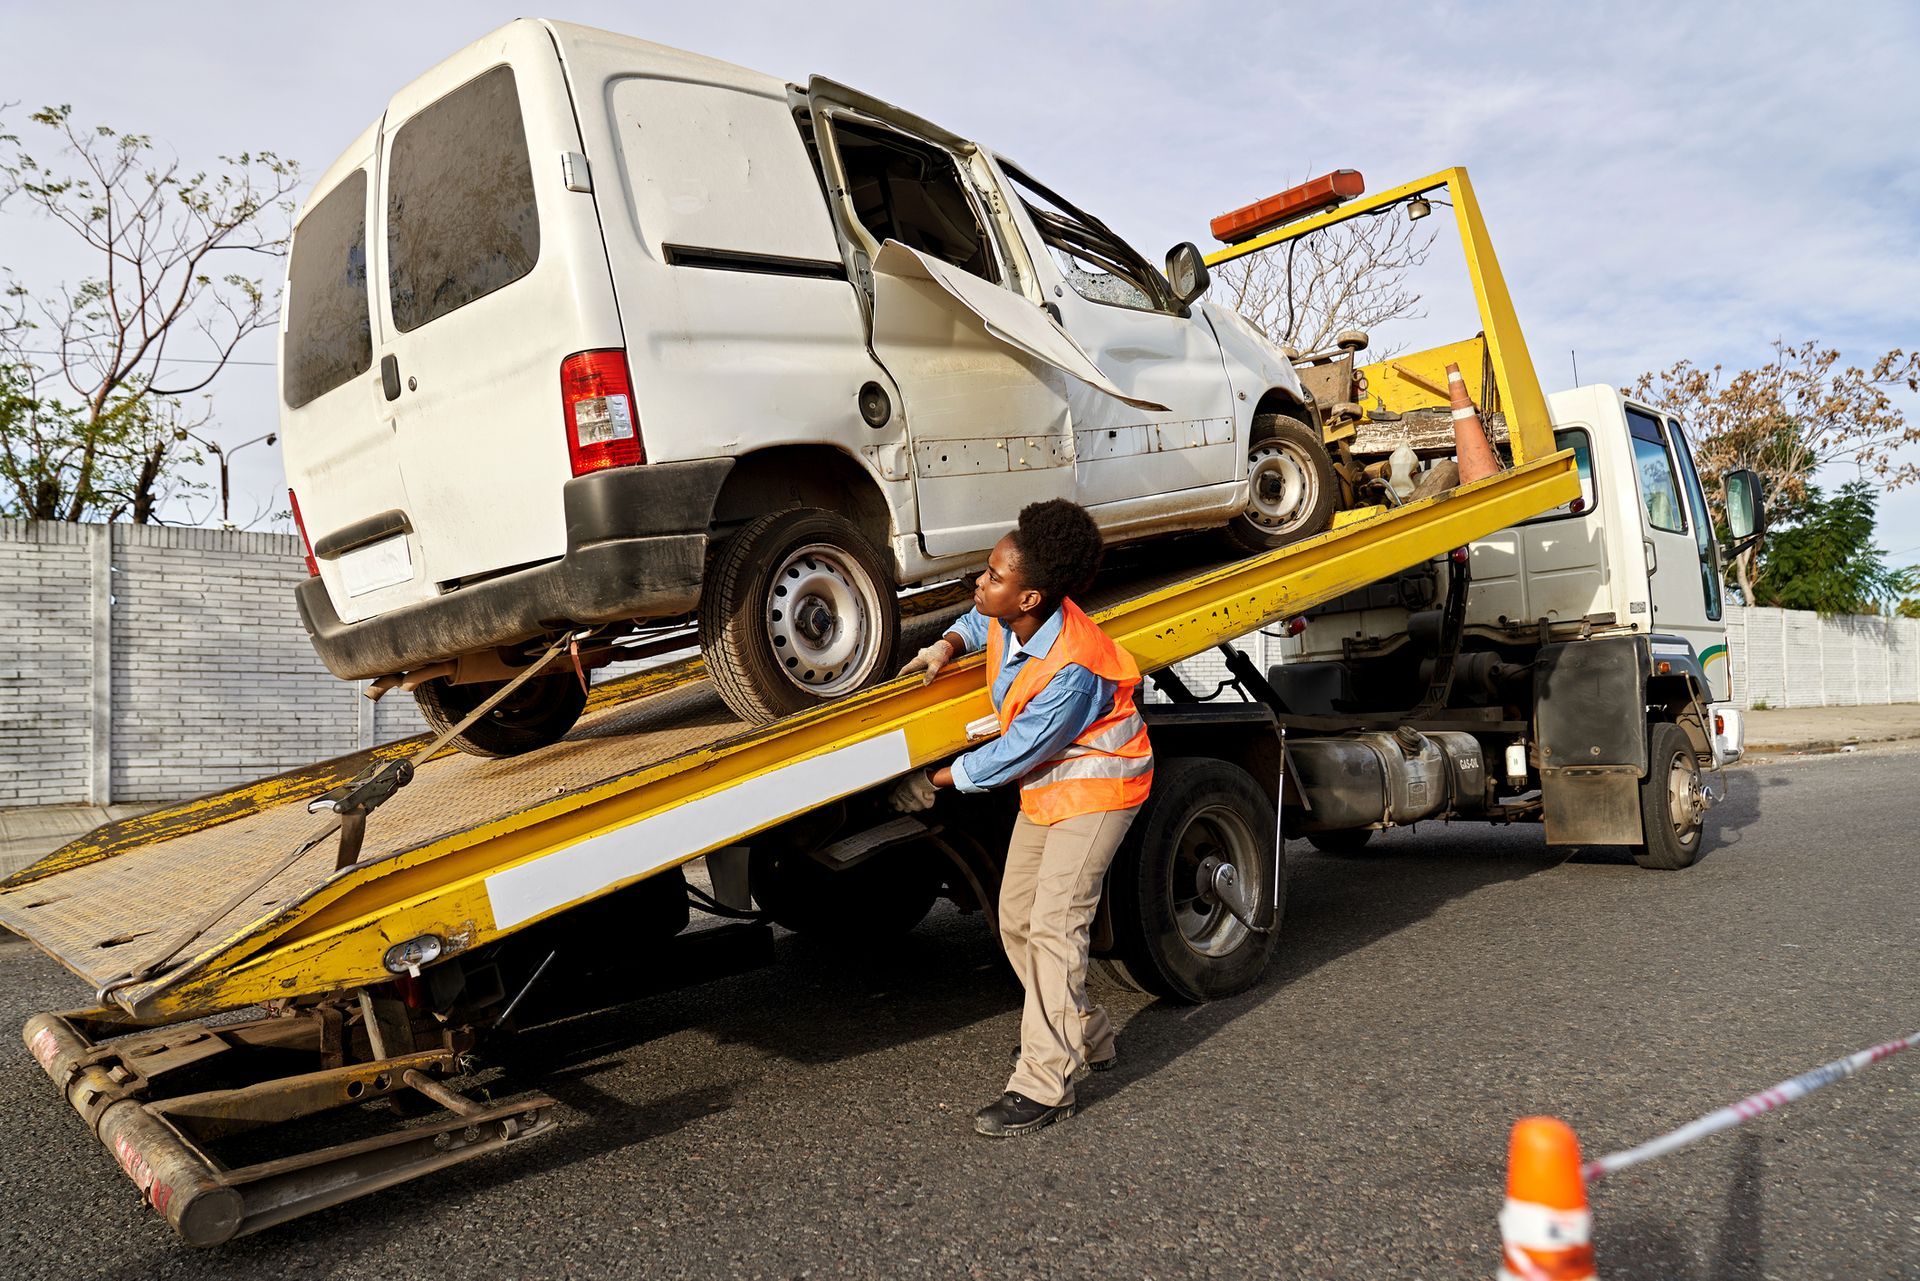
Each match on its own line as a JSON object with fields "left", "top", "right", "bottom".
{"left": 1633, "top": 341, "right": 1920, "bottom": 600}
{"left": 1751, "top": 480, "right": 1918, "bottom": 615}
{"left": 0, "top": 105, "right": 297, "bottom": 522}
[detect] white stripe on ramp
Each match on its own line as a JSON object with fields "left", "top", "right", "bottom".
{"left": 484, "top": 730, "right": 913, "bottom": 929}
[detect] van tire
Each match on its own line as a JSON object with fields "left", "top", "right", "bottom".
{"left": 1103, "top": 757, "right": 1283, "bottom": 1003}
{"left": 413, "top": 671, "right": 588, "bottom": 758}
{"left": 700, "top": 508, "right": 901, "bottom": 725}
{"left": 1225, "top": 414, "right": 1338, "bottom": 554}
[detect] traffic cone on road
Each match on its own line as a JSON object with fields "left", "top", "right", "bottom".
{"left": 1447, "top": 362, "right": 1502, "bottom": 484}
{"left": 1497, "top": 1116, "right": 1597, "bottom": 1281}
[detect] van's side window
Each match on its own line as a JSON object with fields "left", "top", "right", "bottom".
{"left": 999, "top": 161, "right": 1175, "bottom": 314}
{"left": 1627, "top": 407, "right": 1685, "bottom": 534}
{"left": 283, "top": 169, "right": 372, "bottom": 408}
{"left": 387, "top": 65, "right": 540, "bottom": 332}
{"left": 828, "top": 119, "right": 998, "bottom": 284}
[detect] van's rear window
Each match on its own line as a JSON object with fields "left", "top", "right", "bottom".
{"left": 387, "top": 65, "right": 540, "bottom": 332}
{"left": 282, "top": 169, "right": 371, "bottom": 408}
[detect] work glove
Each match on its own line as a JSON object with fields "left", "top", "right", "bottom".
{"left": 888, "top": 769, "right": 939, "bottom": 813}
{"left": 896, "top": 638, "right": 956, "bottom": 685}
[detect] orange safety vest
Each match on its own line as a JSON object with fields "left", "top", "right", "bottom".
{"left": 985, "top": 598, "right": 1154, "bottom": 825}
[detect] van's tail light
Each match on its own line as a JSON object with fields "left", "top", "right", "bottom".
{"left": 561, "top": 349, "right": 643, "bottom": 476}
{"left": 288, "top": 489, "right": 319, "bottom": 576}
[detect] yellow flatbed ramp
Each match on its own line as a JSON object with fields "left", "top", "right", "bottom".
{"left": 1, "top": 456, "right": 1574, "bottom": 1024}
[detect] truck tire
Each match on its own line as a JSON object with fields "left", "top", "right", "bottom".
{"left": 700, "top": 508, "right": 900, "bottom": 725}
{"left": 749, "top": 843, "right": 941, "bottom": 940}
{"left": 1306, "top": 828, "right": 1375, "bottom": 855}
{"left": 1102, "top": 757, "right": 1283, "bottom": 1002}
{"left": 413, "top": 671, "right": 588, "bottom": 758}
{"left": 1224, "top": 414, "right": 1338, "bottom": 554}
{"left": 1632, "top": 721, "right": 1708, "bottom": 870}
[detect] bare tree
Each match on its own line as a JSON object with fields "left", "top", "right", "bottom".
{"left": 0, "top": 105, "right": 298, "bottom": 522}
{"left": 1634, "top": 340, "right": 1920, "bottom": 600}
{"left": 1211, "top": 202, "right": 1437, "bottom": 355}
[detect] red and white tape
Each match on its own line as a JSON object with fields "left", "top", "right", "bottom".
{"left": 1583, "top": 1030, "right": 1920, "bottom": 1183}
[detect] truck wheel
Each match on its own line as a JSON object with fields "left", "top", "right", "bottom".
{"left": 1102, "top": 757, "right": 1283, "bottom": 1002}
{"left": 1306, "top": 828, "right": 1375, "bottom": 855}
{"left": 700, "top": 508, "right": 900, "bottom": 725}
{"left": 749, "top": 842, "right": 941, "bottom": 940}
{"left": 1224, "top": 414, "right": 1338, "bottom": 554}
{"left": 413, "top": 671, "right": 587, "bottom": 758}
{"left": 1632, "top": 721, "right": 1708, "bottom": 870}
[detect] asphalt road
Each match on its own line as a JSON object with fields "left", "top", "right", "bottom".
{"left": 2, "top": 745, "right": 1915, "bottom": 1279}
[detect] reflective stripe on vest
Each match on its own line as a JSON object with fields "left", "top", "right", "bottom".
{"left": 985, "top": 599, "right": 1154, "bottom": 826}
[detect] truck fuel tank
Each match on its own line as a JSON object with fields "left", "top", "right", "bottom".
{"left": 1290, "top": 728, "right": 1487, "bottom": 831}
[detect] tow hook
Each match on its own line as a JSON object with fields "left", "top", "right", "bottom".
{"left": 1198, "top": 856, "right": 1270, "bottom": 934}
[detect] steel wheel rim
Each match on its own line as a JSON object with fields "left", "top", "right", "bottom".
{"left": 765, "top": 541, "right": 885, "bottom": 696}
{"left": 1170, "top": 803, "right": 1260, "bottom": 958}
{"left": 1243, "top": 440, "right": 1314, "bottom": 532}
{"left": 1665, "top": 749, "right": 1702, "bottom": 846}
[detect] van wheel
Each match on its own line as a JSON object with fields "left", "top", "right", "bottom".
{"left": 700, "top": 508, "right": 901, "bottom": 725}
{"left": 1225, "top": 414, "right": 1338, "bottom": 554}
{"left": 1101, "top": 757, "right": 1283, "bottom": 1003}
{"left": 1632, "top": 722, "right": 1708, "bottom": 870}
{"left": 413, "top": 671, "right": 587, "bottom": 758}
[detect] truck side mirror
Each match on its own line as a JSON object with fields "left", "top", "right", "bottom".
{"left": 1723, "top": 468, "right": 1766, "bottom": 557}
{"left": 1165, "top": 242, "right": 1211, "bottom": 306}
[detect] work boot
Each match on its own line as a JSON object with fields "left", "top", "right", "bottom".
{"left": 1008, "top": 1044, "right": 1117, "bottom": 1075}
{"left": 974, "top": 1091, "right": 1075, "bottom": 1137}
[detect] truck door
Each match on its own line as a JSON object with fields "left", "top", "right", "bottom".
{"left": 992, "top": 157, "right": 1237, "bottom": 511}
{"left": 802, "top": 79, "right": 1158, "bottom": 557}
{"left": 1629, "top": 406, "right": 1727, "bottom": 697}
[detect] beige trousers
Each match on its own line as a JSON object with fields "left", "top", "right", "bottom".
{"left": 1000, "top": 805, "right": 1141, "bottom": 1107}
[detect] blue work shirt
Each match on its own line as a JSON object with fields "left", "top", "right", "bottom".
{"left": 945, "top": 606, "right": 1118, "bottom": 793}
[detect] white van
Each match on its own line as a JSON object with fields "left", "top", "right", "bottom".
{"left": 281, "top": 18, "right": 1332, "bottom": 753}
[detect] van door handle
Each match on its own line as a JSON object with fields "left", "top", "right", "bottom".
{"left": 381, "top": 354, "right": 402, "bottom": 402}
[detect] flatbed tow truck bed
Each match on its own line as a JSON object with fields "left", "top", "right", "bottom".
{"left": 1, "top": 166, "right": 1580, "bottom": 1244}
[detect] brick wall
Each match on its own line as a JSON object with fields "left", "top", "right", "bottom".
{"left": 0, "top": 521, "right": 94, "bottom": 804}
{"left": 0, "top": 520, "right": 432, "bottom": 807}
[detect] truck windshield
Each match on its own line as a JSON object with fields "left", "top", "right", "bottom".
{"left": 1667, "top": 418, "right": 1724, "bottom": 620}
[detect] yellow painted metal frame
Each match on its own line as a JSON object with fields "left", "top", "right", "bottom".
{"left": 23, "top": 163, "right": 1579, "bottom": 1024}
{"left": 1203, "top": 167, "right": 1556, "bottom": 467}
{"left": 126, "top": 451, "right": 1576, "bottom": 1020}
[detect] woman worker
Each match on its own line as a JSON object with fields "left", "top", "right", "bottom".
{"left": 889, "top": 499, "right": 1153, "bottom": 1137}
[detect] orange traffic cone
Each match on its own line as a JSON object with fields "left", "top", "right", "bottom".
{"left": 1447, "top": 362, "right": 1502, "bottom": 484}
{"left": 1497, "top": 1116, "right": 1597, "bottom": 1281}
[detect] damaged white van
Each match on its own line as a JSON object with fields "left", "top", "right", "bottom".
{"left": 281, "top": 18, "right": 1331, "bottom": 753}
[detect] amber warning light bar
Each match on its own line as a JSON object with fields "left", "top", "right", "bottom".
{"left": 1210, "top": 169, "right": 1366, "bottom": 245}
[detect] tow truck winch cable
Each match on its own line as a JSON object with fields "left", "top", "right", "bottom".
{"left": 94, "top": 633, "right": 581, "bottom": 1006}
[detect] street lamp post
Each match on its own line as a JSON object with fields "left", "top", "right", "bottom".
{"left": 178, "top": 430, "right": 278, "bottom": 528}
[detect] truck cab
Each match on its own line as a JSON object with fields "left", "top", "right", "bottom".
{"left": 1266, "top": 383, "right": 1766, "bottom": 867}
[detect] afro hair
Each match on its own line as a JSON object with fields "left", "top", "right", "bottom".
{"left": 1008, "top": 499, "right": 1105, "bottom": 610}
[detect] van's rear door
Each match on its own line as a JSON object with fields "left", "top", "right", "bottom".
{"left": 280, "top": 128, "right": 424, "bottom": 623}
{"left": 370, "top": 22, "right": 623, "bottom": 597}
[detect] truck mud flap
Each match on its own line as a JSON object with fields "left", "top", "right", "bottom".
{"left": 1535, "top": 635, "right": 1648, "bottom": 845}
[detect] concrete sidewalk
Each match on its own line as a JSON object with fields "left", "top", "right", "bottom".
{"left": 4, "top": 703, "right": 1916, "bottom": 880}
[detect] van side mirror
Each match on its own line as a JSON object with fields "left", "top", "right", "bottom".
{"left": 1723, "top": 468, "right": 1766, "bottom": 557}
{"left": 1165, "top": 242, "right": 1211, "bottom": 306}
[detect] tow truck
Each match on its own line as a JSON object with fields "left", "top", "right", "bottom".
{"left": 2, "top": 168, "right": 1583, "bottom": 1245}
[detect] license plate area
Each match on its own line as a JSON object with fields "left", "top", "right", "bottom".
{"left": 337, "top": 535, "right": 414, "bottom": 598}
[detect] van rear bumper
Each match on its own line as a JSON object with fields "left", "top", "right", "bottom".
{"left": 296, "top": 459, "right": 733, "bottom": 681}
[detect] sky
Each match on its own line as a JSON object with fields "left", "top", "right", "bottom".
{"left": 4, "top": 0, "right": 1918, "bottom": 557}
